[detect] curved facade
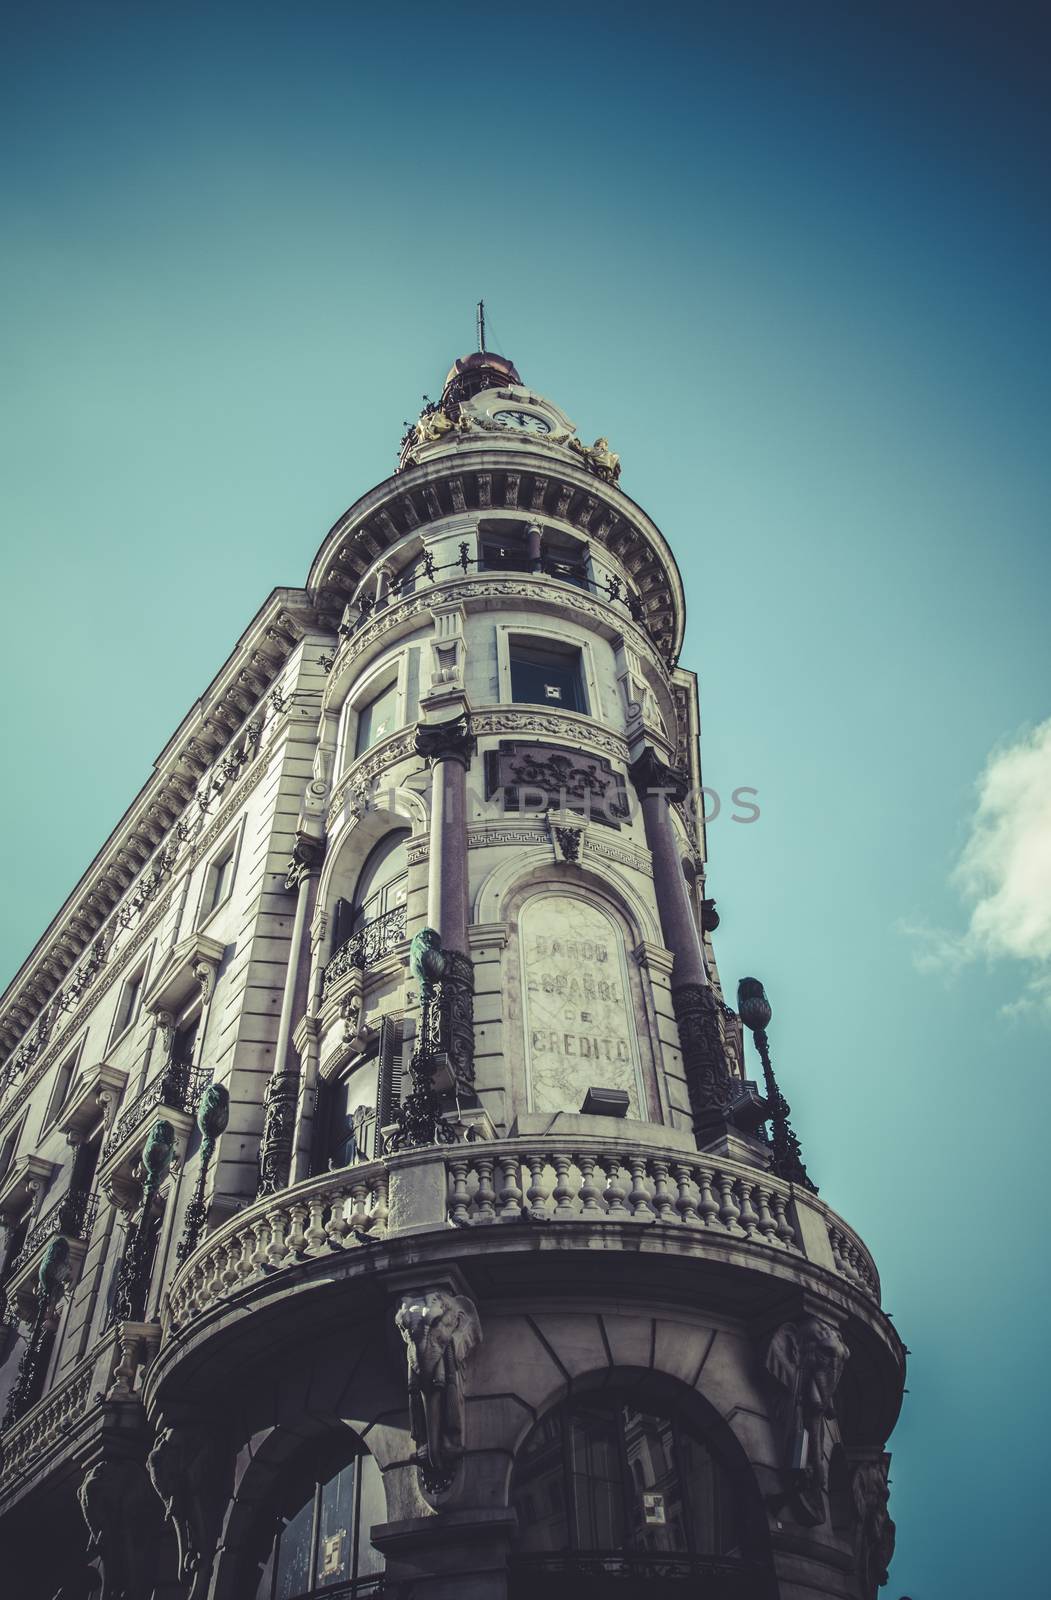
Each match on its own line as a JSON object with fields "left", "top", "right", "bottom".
{"left": 0, "top": 352, "right": 904, "bottom": 1600}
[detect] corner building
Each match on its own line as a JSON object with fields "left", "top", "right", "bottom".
{"left": 0, "top": 350, "right": 904, "bottom": 1600}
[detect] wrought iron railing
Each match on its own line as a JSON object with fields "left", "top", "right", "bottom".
{"left": 110, "top": 1060, "right": 210, "bottom": 1149}
{"left": 322, "top": 905, "right": 407, "bottom": 997}
{"left": 7, "top": 1188, "right": 99, "bottom": 1279}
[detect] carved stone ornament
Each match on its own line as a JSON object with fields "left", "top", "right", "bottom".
{"left": 484, "top": 741, "right": 630, "bottom": 828}
{"left": 852, "top": 1453, "right": 896, "bottom": 1596}
{"left": 627, "top": 746, "right": 689, "bottom": 804}
{"left": 764, "top": 1316, "right": 851, "bottom": 1526}
{"left": 284, "top": 832, "right": 325, "bottom": 891}
{"left": 148, "top": 1422, "right": 227, "bottom": 1599}
{"left": 77, "top": 1453, "right": 163, "bottom": 1600}
{"left": 414, "top": 711, "right": 475, "bottom": 768}
{"left": 395, "top": 1287, "right": 482, "bottom": 1495}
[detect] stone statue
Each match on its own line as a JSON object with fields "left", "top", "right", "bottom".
{"left": 853, "top": 1454, "right": 896, "bottom": 1594}
{"left": 148, "top": 1422, "right": 223, "bottom": 1599}
{"left": 764, "top": 1315, "right": 850, "bottom": 1524}
{"left": 415, "top": 407, "right": 455, "bottom": 444}
{"left": 78, "top": 1456, "right": 161, "bottom": 1600}
{"left": 395, "top": 1287, "right": 482, "bottom": 1492}
{"left": 568, "top": 434, "right": 621, "bottom": 482}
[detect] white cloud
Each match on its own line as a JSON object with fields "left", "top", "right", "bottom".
{"left": 905, "top": 718, "right": 1051, "bottom": 1018}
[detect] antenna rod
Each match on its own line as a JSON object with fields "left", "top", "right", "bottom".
{"left": 477, "top": 299, "right": 485, "bottom": 351}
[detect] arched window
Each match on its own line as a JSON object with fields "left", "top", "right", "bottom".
{"left": 510, "top": 1391, "right": 766, "bottom": 1596}
{"left": 249, "top": 1433, "right": 385, "bottom": 1600}
{"left": 329, "top": 830, "right": 411, "bottom": 974}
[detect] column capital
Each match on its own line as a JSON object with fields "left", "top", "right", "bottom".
{"left": 628, "top": 745, "right": 689, "bottom": 803}
{"left": 414, "top": 712, "right": 475, "bottom": 768}
{"left": 284, "top": 832, "right": 325, "bottom": 891}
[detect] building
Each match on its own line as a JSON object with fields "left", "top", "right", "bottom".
{"left": 0, "top": 347, "right": 904, "bottom": 1600}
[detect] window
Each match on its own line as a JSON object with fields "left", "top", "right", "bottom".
{"left": 354, "top": 681, "right": 399, "bottom": 758}
{"left": 510, "top": 642, "right": 586, "bottom": 714}
{"left": 351, "top": 831, "right": 409, "bottom": 932}
{"left": 248, "top": 1434, "right": 385, "bottom": 1600}
{"left": 44, "top": 1050, "right": 80, "bottom": 1127}
{"left": 201, "top": 838, "right": 237, "bottom": 922}
{"left": 510, "top": 1393, "right": 748, "bottom": 1573}
{"left": 112, "top": 966, "right": 145, "bottom": 1041}
{"left": 325, "top": 1051, "right": 381, "bottom": 1170}
{"left": 0, "top": 1122, "right": 20, "bottom": 1187}
{"left": 172, "top": 1016, "right": 199, "bottom": 1068}
{"left": 481, "top": 534, "right": 533, "bottom": 573}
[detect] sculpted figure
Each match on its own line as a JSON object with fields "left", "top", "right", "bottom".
{"left": 415, "top": 407, "right": 455, "bottom": 444}
{"left": 395, "top": 1288, "right": 482, "bottom": 1491}
{"left": 78, "top": 1456, "right": 161, "bottom": 1600}
{"left": 147, "top": 1422, "right": 220, "bottom": 1598}
{"left": 765, "top": 1315, "right": 850, "bottom": 1524}
{"left": 853, "top": 1455, "right": 896, "bottom": 1594}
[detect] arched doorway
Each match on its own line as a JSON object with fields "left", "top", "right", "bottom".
{"left": 244, "top": 1431, "right": 385, "bottom": 1599}
{"left": 509, "top": 1387, "right": 773, "bottom": 1598}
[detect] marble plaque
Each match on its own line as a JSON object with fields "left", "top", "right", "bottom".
{"left": 521, "top": 894, "right": 643, "bottom": 1115}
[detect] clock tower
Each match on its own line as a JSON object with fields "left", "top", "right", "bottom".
{"left": 0, "top": 345, "right": 904, "bottom": 1600}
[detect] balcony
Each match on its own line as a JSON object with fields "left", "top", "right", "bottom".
{"left": 4, "top": 1186, "right": 99, "bottom": 1321}
{"left": 321, "top": 906, "right": 408, "bottom": 999}
{"left": 163, "top": 1128, "right": 881, "bottom": 1339}
{"left": 100, "top": 1059, "right": 210, "bottom": 1211}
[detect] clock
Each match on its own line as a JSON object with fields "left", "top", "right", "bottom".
{"left": 492, "top": 409, "right": 552, "bottom": 434}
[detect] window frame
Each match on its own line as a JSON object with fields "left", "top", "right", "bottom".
{"left": 41, "top": 1037, "right": 86, "bottom": 1135}
{"left": 497, "top": 626, "right": 600, "bottom": 721}
{"left": 196, "top": 818, "right": 245, "bottom": 930}
{"left": 342, "top": 654, "right": 409, "bottom": 773}
{"left": 107, "top": 953, "right": 151, "bottom": 1051}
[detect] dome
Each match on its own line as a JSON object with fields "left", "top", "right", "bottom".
{"left": 441, "top": 349, "right": 522, "bottom": 410}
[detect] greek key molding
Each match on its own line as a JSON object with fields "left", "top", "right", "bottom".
{"left": 582, "top": 835, "right": 653, "bottom": 874}
{"left": 467, "top": 826, "right": 550, "bottom": 850}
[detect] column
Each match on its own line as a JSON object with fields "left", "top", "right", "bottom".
{"left": 628, "top": 747, "right": 736, "bottom": 1138}
{"left": 414, "top": 713, "right": 475, "bottom": 1091}
{"left": 257, "top": 834, "right": 324, "bottom": 1197}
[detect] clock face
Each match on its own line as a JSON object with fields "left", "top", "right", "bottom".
{"left": 492, "top": 409, "right": 552, "bottom": 434}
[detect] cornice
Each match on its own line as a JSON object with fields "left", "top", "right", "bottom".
{"left": 307, "top": 454, "right": 684, "bottom": 662}
{"left": 0, "top": 596, "right": 312, "bottom": 1073}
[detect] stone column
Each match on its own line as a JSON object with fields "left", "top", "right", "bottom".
{"left": 257, "top": 834, "right": 324, "bottom": 1197}
{"left": 628, "top": 747, "right": 737, "bottom": 1137}
{"left": 414, "top": 712, "right": 476, "bottom": 1091}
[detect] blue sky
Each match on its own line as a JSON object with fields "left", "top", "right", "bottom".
{"left": 3, "top": 3, "right": 1050, "bottom": 1592}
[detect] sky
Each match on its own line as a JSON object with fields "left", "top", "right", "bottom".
{"left": 3, "top": 2, "right": 1050, "bottom": 1592}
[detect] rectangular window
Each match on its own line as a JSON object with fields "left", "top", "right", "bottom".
{"left": 480, "top": 536, "right": 532, "bottom": 573}
{"left": 354, "top": 680, "right": 399, "bottom": 757}
{"left": 510, "top": 642, "right": 587, "bottom": 714}
{"left": 112, "top": 967, "right": 144, "bottom": 1041}
{"left": 202, "top": 840, "right": 236, "bottom": 921}
{"left": 45, "top": 1050, "right": 80, "bottom": 1126}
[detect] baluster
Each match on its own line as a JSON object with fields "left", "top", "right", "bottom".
{"left": 604, "top": 1154, "right": 629, "bottom": 1216}
{"left": 287, "top": 1202, "right": 309, "bottom": 1254}
{"left": 219, "top": 1235, "right": 239, "bottom": 1289}
{"left": 754, "top": 1184, "right": 779, "bottom": 1244}
{"left": 203, "top": 1246, "right": 224, "bottom": 1307}
{"left": 525, "top": 1153, "right": 550, "bottom": 1219}
{"left": 770, "top": 1190, "right": 796, "bottom": 1248}
{"left": 715, "top": 1171, "right": 742, "bottom": 1233}
{"left": 627, "top": 1155, "right": 654, "bottom": 1219}
{"left": 305, "top": 1194, "right": 328, "bottom": 1254}
{"left": 650, "top": 1160, "right": 676, "bottom": 1225}
{"left": 327, "top": 1187, "right": 351, "bottom": 1245}
{"left": 448, "top": 1155, "right": 471, "bottom": 1225}
{"left": 267, "top": 1207, "right": 290, "bottom": 1267}
{"left": 736, "top": 1179, "right": 761, "bottom": 1239}
{"left": 496, "top": 1153, "right": 524, "bottom": 1219}
{"left": 372, "top": 1171, "right": 389, "bottom": 1234}
{"left": 249, "top": 1215, "right": 271, "bottom": 1274}
{"left": 474, "top": 1154, "right": 497, "bottom": 1222}
{"left": 695, "top": 1166, "right": 719, "bottom": 1228}
{"left": 673, "top": 1162, "right": 700, "bottom": 1226}
{"left": 578, "top": 1151, "right": 603, "bottom": 1215}
{"left": 552, "top": 1152, "right": 575, "bottom": 1217}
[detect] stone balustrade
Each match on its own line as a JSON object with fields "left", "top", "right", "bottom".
{"left": 165, "top": 1162, "right": 390, "bottom": 1331}
{"left": 0, "top": 1328, "right": 118, "bottom": 1496}
{"left": 162, "top": 1135, "right": 880, "bottom": 1337}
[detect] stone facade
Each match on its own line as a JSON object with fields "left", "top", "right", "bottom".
{"left": 0, "top": 350, "right": 904, "bottom": 1599}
